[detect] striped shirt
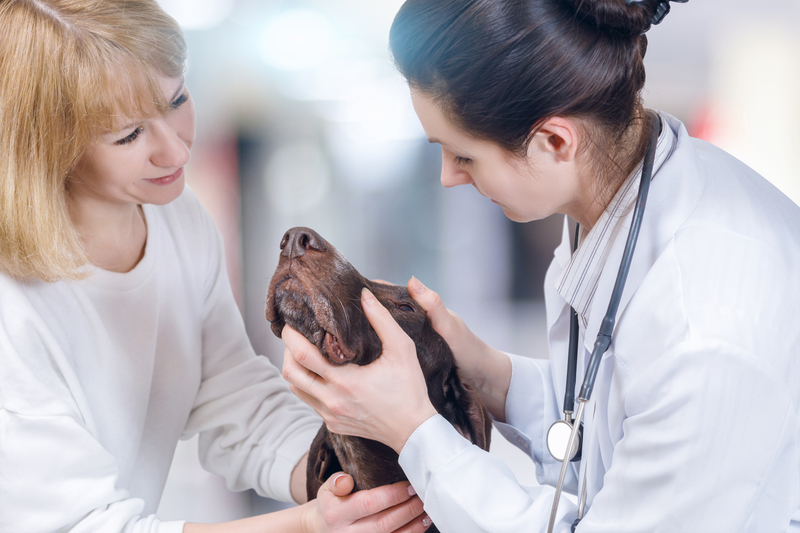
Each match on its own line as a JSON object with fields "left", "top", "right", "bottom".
{"left": 554, "top": 114, "right": 678, "bottom": 336}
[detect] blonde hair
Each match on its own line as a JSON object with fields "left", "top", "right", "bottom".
{"left": 0, "top": 0, "right": 186, "bottom": 281}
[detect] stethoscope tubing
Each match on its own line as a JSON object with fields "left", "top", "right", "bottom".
{"left": 546, "top": 112, "right": 661, "bottom": 533}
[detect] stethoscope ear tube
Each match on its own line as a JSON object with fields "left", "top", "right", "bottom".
{"left": 563, "top": 224, "right": 581, "bottom": 415}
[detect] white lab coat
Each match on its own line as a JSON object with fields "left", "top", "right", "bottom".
{"left": 398, "top": 113, "right": 800, "bottom": 532}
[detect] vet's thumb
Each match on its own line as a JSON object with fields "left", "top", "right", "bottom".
{"left": 361, "top": 288, "right": 407, "bottom": 343}
{"left": 408, "top": 277, "right": 451, "bottom": 330}
{"left": 321, "top": 472, "right": 355, "bottom": 498}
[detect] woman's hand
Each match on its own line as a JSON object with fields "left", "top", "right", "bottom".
{"left": 282, "top": 288, "right": 438, "bottom": 454}
{"left": 184, "top": 473, "right": 430, "bottom": 533}
{"left": 303, "top": 472, "right": 431, "bottom": 533}
{"left": 406, "top": 277, "right": 512, "bottom": 421}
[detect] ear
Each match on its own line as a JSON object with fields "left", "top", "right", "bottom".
{"left": 306, "top": 426, "right": 342, "bottom": 501}
{"left": 529, "top": 116, "right": 580, "bottom": 163}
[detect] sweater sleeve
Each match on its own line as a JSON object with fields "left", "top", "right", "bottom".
{"left": 180, "top": 201, "right": 321, "bottom": 503}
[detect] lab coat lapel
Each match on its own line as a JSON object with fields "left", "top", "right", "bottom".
{"left": 583, "top": 114, "right": 706, "bottom": 355}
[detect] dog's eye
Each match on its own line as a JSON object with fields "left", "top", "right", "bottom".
{"left": 397, "top": 304, "right": 415, "bottom": 312}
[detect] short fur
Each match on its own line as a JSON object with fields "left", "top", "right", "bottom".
{"left": 266, "top": 227, "right": 492, "bottom": 532}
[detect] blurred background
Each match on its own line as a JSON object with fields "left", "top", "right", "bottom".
{"left": 154, "top": 0, "right": 800, "bottom": 522}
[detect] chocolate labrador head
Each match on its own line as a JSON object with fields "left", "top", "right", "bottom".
{"left": 265, "top": 227, "right": 492, "bottom": 515}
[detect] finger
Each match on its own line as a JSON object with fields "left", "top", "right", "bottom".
{"left": 360, "top": 288, "right": 414, "bottom": 351}
{"left": 351, "top": 481, "right": 415, "bottom": 521}
{"left": 287, "top": 382, "right": 324, "bottom": 412}
{"left": 282, "top": 326, "right": 332, "bottom": 380}
{"left": 407, "top": 277, "right": 452, "bottom": 331}
{"left": 359, "top": 495, "right": 427, "bottom": 533}
{"left": 391, "top": 512, "right": 433, "bottom": 533}
{"left": 320, "top": 472, "right": 355, "bottom": 498}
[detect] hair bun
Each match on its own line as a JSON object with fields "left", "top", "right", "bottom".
{"left": 562, "top": 0, "right": 685, "bottom": 37}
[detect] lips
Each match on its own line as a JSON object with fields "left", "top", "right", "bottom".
{"left": 147, "top": 167, "right": 183, "bottom": 186}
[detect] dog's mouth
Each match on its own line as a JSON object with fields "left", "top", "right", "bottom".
{"left": 267, "top": 275, "right": 357, "bottom": 364}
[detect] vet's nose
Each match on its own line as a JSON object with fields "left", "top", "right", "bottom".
{"left": 280, "top": 227, "right": 328, "bottom": 259}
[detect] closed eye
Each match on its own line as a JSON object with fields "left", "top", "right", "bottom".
{"left": 116, "top": 126, "right": 144, "bottom": 145}
{"left": 171, "top": 93, "right": 188, "bottom": 109}
{"left": 397, "top": 304, "right": 415, "bottom": 312}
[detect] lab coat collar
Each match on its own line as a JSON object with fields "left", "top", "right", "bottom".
{"left": 581, "top": 112, "right": 705, "bottom": 354}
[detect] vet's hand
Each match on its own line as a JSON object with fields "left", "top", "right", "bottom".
{"left": 303, "top": 473, "right": 431, "bottom": 533}
{"left": 282, "top": 288, "right": 438, "bottom": 454}
{"left": 407, "top": 277, "right": 512, "bottom": 421}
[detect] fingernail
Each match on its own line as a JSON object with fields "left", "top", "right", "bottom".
{"left": 332, "top": 473, "right": 345, "bottom": 487}
{"left": 422, "top": 515, "right": 432, "bottom": 528}
{"left": 361, "top": 287, "right": 376, "bottom": 305}
{"left": 407, "top": 484, "right": 416, "bottom": 497}
{"left": 408, "top": 276, "right": 425, "bottom": 295}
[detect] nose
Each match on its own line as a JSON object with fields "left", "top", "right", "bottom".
{"left": 280, "top": 227, "right": 328, "bottom": 259}
{"left": 440, "top": 152, "right": 473, "bottom": 188}
{"left": 150, "top": 120, "right": 191, "bottom": 169}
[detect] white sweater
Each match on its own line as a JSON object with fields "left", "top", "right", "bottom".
{"left": 0, "top": 188, "right": 321, "bottom": 533}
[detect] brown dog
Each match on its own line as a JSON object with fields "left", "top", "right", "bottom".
{"left": 265, "top": 227, "right": 492, "bottom": 524}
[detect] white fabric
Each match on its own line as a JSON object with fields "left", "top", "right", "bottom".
{"left": 0, "top": 188, "right": 321, "bottom": 533}
{"left": 399, "top": 113, "right": 800, "bottom": 532}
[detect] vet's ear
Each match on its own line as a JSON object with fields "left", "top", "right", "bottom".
{"left": 528, "top": 116, "right": 580, "bottom": 164}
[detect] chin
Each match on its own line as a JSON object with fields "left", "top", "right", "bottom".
{"left": 501, "top": 206, "right": 539, "bottom": 224}
{"left": 144, "top": 177, "right": 186, "bottom": 205}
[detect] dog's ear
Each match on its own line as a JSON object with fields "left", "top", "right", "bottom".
{"left": 464, "top": 383, "right": 492, "bottom": 452}
{"left": 454, "top": 384, "right": 493, "bottom": 451}
{"left": 306, "top": 426, "right": 343, "bottom": 501}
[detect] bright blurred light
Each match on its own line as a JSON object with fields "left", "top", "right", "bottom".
{"left": 265, "top": 143, "right": 331, "bottom": 216}
{"left": 258, "top": 10, "right": 335, "bottom": 72}
{"left": 707, "top": 21, "right": 800, "bottom": 206}
{"left": 158, "top": 0, "right": 234, "bottom": 30}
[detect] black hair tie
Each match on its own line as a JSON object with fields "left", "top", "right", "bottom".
{"left": 627, "top": 0, "right": 688, "bottom": 33}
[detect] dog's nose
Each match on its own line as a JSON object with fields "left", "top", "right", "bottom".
{"left": 280, "top": 227, "right": 328, "bottom": 259}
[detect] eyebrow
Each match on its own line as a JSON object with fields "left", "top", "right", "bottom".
{"left": 114, "top": 78, "right": 186, "bottom": 134}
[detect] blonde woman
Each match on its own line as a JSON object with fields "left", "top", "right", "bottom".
{"left": 0, "top": 1, "right": 429, "bottom": 532}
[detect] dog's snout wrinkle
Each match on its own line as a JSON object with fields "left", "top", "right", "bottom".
{"left": 280, "top": 227, "right": 328, "bottom": 260}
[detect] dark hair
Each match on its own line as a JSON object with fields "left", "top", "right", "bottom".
{"left": 389, "top": 0, "right": 670, "bottom": 191}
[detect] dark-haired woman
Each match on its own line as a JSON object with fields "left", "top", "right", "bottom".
{"left": 282, "top": 0, "right": 800, "bottom": 531}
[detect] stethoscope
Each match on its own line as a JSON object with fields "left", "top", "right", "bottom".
{"left": 545, "top": 111, "right": 661, "bottom": 533}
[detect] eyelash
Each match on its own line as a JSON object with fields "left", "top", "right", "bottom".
{"left": 115, "top": 93, "right": 188, "bottom": 145}
{"left": 116, "top": 127, "right": 144, "bottom": 145}
{"left": 171, "top": 93, "right": 188, "bottom": 109}
{"left": 454, "top": 156, "right": 472, "bottom": 166}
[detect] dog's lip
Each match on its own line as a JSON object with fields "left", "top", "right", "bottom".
{"left": 267, "top": 274, "right": 358, "bottom": 363}
{"left": 324, "top": 331, "right": 355, "bottom": 363}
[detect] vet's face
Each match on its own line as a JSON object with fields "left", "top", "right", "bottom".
{"left": 68, "top": 75, "right": 196, "bottom": 209}
{"left": 410, "top": 88, "right": 580, "bottom": 224}
{"left": 266, "top": 228, "right": 428, "bottom": 366}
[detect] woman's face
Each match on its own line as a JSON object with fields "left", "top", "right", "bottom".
{"left": 410, "top": 89, "right": 586, "bottom": 224}
{"left": 69, "top": 75, "right": 196, "bottom": 209}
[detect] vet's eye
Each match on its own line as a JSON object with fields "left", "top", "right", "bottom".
{"left": 171, "top": 93, "right": 188, "bottom": 110}
{"left": 397, "top": 304, "right": 415, "bottom": 312}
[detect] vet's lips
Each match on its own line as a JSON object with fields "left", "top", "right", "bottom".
{"left": 324, "top": 331, "right": 356, "bottom": 363}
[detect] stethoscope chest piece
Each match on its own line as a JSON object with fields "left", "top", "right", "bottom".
{"left": 547, "top": 418, "right": 582, "bottom": 462}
